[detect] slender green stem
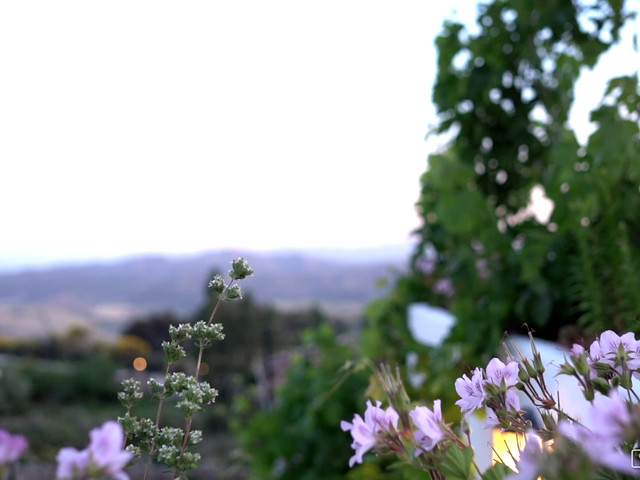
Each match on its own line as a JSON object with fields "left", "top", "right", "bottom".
{"left": 173, "top": 281, "right": 234, "bottom": 476}
{"left": 143, "top": 363, "right": 172, "bottom": 480}
{"left": 207, "top": 280, "right": 233, "bottom": 326}
{"left": 173, "top": 346, "right": 206, "bottom": 478}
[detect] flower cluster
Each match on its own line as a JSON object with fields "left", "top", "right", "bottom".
{"left": 341, "top": 398, "right": 447, "bottom": 469}
{"left": 557, "top": 390, "right": 637, "bottom": 476}
{"left": 343, "top": 330, "right": 640, "bottom": 480}
{"left": 340, "top": 400, "right": 400, "bottom": 467}
{"left": 117, "top": 257, "right": 253, "bottom": 479}
{"left": 562, "top": 330, "right": 640, "bottom": 399}
{"left": 455, "top": 358, "right": 521, "bottom": 429}
{"left": 56, "top": 421, "right": 132, "bottom": 480}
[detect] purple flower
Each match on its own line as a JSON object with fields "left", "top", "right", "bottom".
{"left": 56, "top": 448, "right": 90, "bottom": 479}
{"left": 587, "top": 390, "right": 630, "bottom": 443}
{"left": 56, "top": 421, "right": 132, "bottom": 480}
{"left": 599, "top": 331, "right": 637, "bottom": 357}
{"left": 586, "top": 339, "right": 605, "bottom": 378}
{"left": 486, "top": 358, "right": 519, "bottom": 388}
{"left": 505, "top": 432, "right": 543, "bottom": 480}
{"left": 632, "top": 341, "right": 640, "bottom": 371}
{"left": 586, "top": 331, "right": 640, "bottom": 377}
{"left": 455, "top": 367, "right": 485, "bottom": 417}
{"left": 484, "top": 389, "right": 520, "bottom": 429}
{"left": 485, "top": 408, "right": 500, "bottom": 429}
{"left": 341, "top": 400, "right": 399, "bottom": 467}
{"left": 434, "top": 278, "right": 455, "bottom": 297}
{"left": 0, "top": 429, "right": 28, "bottom": 465}
{"left": 570, "top": 343, "right": 585, "bottom": 356}
{"left": 410, "top": 400, "right": 444, "bottom": 454}
{"left": 505, "top": 389, "right": 521, "bottom": 412}
{"left": 88, "top": 421, "right": 132, "bottom": 478}
{"left": 416, "top": 254, "right": 436, "bottom": 275}
{"left": 558, "top": 420, "right": 637, "bottom": 475}
{"left": 558, "top": 390, "right": 637, "bottom": 476}
{"left": 588, "top": 338, "right": 603, "bottom": 362}
{"left": 600, "top": 331, "right": 638, "bottom": 366}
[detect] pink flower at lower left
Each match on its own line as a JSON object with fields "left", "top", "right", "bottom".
{"left": 0, "top": 429, "right": 28, "bottom": 465}
{"left": 56, "top": 421, "right": 132, "bottom": 480}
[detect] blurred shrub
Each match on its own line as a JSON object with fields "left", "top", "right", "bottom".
{"left": 20, "top": 356, "right": 118, "bottom": 404}
{"left": 71, "top": 355, "right": 119, "bottom": 402}
{"left": 236, "top": 323, "right": 388, "bottom": 480}
{"left": 21, "top": 361, "right": 73, "bottom": 403}
{"left": 0, "top": 363, "right": 32, "bottom": 414}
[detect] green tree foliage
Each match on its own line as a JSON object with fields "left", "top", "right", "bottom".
{"left": 365, "top": 0, "right": 639, "bottom": 403}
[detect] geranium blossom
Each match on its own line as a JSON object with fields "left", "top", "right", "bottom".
{"left": 599, "top": 330, "right": 638, "bottom": 367}
{"left": 341, "top": 400, "right": 399, "bottom": 467}
{"left": 434, "top": 278, "right": 454, "bottom": 297}
{"left": 484, "top": 390, "right": 520, "bottom": 429}
{"left": 486, "top": 358, "right": 519, "bottom": 388}
{"left": 0, "top": 429, "right": 28, "bottom": 465}
{"left": 454, "top": 367, "right": 485, "bottom": 417}
{"left": 56, "top": 421, "right": 132, "bottom": 480}
{"left": 56, "top": 448, "right": 90, "bottom": 480}
{"left": 410, "top": 400, "right": 444, "bottom": 454}
{"left": 340, "top": 330, "right": 640, "bottom": 480}
{"left": 558, "top": 390, "right": 637, "bottom": 476}
{"left": 570, "top": 343, "right": 585, "bottom": 356}
{"left": 88, "top": 421, "right": 132, "bottom": 478}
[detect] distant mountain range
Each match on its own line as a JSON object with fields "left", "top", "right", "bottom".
{"left": 0, "top": 247, "right": 411, "bottom": 339}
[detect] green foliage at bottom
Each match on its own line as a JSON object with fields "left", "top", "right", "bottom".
{"left": 237, "top": 323, "right": 428, "bottom": 480}
{"left": 236, "top": 323, "right": 370, "bottom": 480}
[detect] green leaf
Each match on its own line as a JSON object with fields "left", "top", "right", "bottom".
{"left": 481, "top": 462, "right": 513, "bottom": 480}
{"left": 439, "top": 445, "right": 474, "bottom": 480}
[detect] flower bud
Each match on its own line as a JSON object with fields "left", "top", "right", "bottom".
{"left": 591, "top": 377, "right": 611, "bottom": 395}
{"left": 533, "top": 352, "right": 545, "bottom": 375}
{"left": 558, "top": 362, "right": 576, "bottom": 376}
{"left": 620, "top": 371, "right": 632, "bottom": 390}
{"left": 169, "top": 323, "right": 193, "bottom": 343}
{"left": 162, "top": 341, "right": 187, "bottom": 363}
{"left": 591, "top": 361, "right": 610, "bottom": 378}
{"left": 518, "top": 363, "right": 531, "bottom": 382}
{"left": 583, "top": 387, "right": 595, "bottom": 402}
{"left": 226, "top": 284, "right": 243, "bottom": 300}
{"left": 377, "top": 364, "right": 411, "bottom": 428}
{"left": 574, "top": 355, "right": 591, "bottom": 377}
{"left": 483, "top": 382, "right": 500, "bottom": 397}
{"left": 208, "top": 274, "right": 227, "bottom": 294}
{"left": 229, "top": 257, "right": 254, "bottom": 280}
{"left": 524, "top": 358, "right": 538, "bottom": 379}
{"left": 540, "top": 411, "right": 557, "bottom": 431}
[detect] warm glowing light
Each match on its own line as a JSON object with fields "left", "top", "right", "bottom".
{"left": 198, "top": 362, "right": 210, "bottom": 376}
{"left": 133, "top": 357, "right": 148, "bottom": 371}
{"left": 492, "top": 429, "right": 545, "bottom": 478}
{"left": 492, "top": 430, "right": 526, "bottom": 471}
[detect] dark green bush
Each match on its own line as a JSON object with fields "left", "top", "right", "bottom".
{"left": 20, "top": 356, "right": 118, "bottom": 404}
{"left": 236, "top": 323, "right": 371, "bottom": 480}
{"left": 0, "top": 363, "right": 32, "bottom": 414}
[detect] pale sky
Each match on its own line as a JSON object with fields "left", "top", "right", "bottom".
{"left": 0, "top": 1, "right": 637, "bottom": 269}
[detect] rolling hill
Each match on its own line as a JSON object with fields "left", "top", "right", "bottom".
{"left": 0, "top": 248, "right": 408, "bottom": 339}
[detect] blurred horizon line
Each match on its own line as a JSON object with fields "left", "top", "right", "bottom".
{"left": 0, "top": 242, "right": 415, "bottom": 273}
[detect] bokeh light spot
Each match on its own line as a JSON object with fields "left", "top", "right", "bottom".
{"left": 133, "top": 357, "right": 148, "bottom": 371}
